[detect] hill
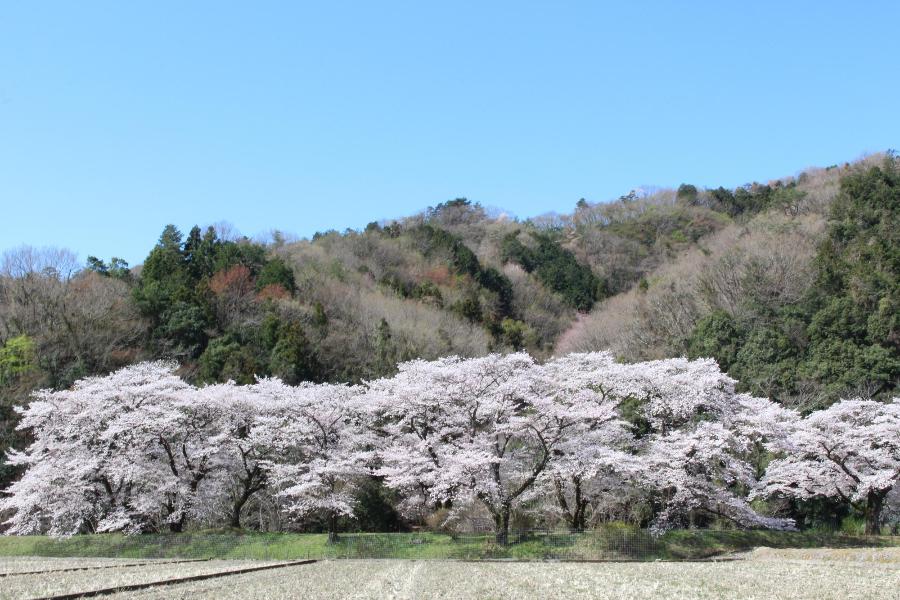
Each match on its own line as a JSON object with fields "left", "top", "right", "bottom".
{"left": 1, "top": 152, "right": 898, "bottom": 489}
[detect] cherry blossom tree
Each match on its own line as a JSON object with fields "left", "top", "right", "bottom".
{"left": 531, "top": 353, "right": 634, "bottom": 531}
{"left": 133, "top": 383, "right": 232, "bottom": 532}
{"left": 372, "top": 353, "right": 621, "bottom": 543}
{"left": 1, "top": 352, "right": 810, "bottom": 540}
{"left": 368, "top": 352, "right": 795, "bottom": 538}
{"left": 366, "top": 355, "right": 480, "bottom": 519}
{"left": 193, "top": 381, "right": 277, "bottom": 529}
{"left": 1, "top": 408, "right": 109, "bottom": 536}
{"left": 613, "top": 357, "right": 796, "bottom": 532}
{"left": 755, "top": 398, "right": 900, "bottom": 534}
{"left": 0, "top": 362, "right": 194, "bottom": 535}
{"left": 253, "top": 378, "right": 373, "bottom": 541}
{"left": 372, "top": 354, "right": 525, "bottom": 542}
{"left": 640, "top": 421, "right": 793, "bottom": 532}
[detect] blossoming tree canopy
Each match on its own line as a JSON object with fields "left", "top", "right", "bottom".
{"left": 5, "top": 353, "right": 893, "bottom": 540}
{"left": 193, "top": 380, "right": 278, "bottom": 529}
{"left": 251, "top": 378, "right": 374, "bottom": 541}
{"left": 370, "top": 352, "right": 556, "bottom": 542}
{"left": 756, "top": 398, "right": 900, "bottom": 534}
{"left": 1, "top": 361, "right": 193, "bottom": 536}
{"left": 530, "top": 354, "right": 634, "bottom": 530}
{"left": 641, "top": 421, "right": 793, "bottom": 532}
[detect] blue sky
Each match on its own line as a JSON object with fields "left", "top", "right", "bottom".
{"left": 1, "top": 1, "right": 898, "bottom": 265}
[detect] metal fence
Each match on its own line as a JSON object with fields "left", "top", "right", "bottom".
{"left": 1, "top": 530, "right": 657, "bottom": 561}
{"left": 3, "top": 527, "right": 895, "bottom": 562}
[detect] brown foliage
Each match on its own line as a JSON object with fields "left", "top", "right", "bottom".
{"left": 0, "top": 247, "right": 145, "bottom": 385}
{"left": 257, "top": 283, "right": 290, "bottom": 301}
{"left": 423, "top": 265, "right": 453, "bottom": 286}
{"left": 208, "top": 265, "right": 257, "bottom": 329}
{"left": 209, "top": 264, "right": 254, "bottom": 296}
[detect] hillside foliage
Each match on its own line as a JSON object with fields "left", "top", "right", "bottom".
{"left": 1, "top": 152, "right": 898, "bottom": 507}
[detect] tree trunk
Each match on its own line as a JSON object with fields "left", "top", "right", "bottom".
{"left": 865, "top": 490, "right": 886, "bottom": 536}
{"left": 327, "top": 512, "right": 339, "bottom": 543}
{"left": 555, "top": 476, "right": 586, "bottom": 531}
{"left": 572, "top": 500, "right": 587, "bottom": 531}
{"left": 164, "top": 496, "right": 185, "bottom": 533}
{"left": 230, "top": 479, "right": 260, "bottom": 529}
{"left": 230, "top": 501, "right": 244, "bottom": 529}
{"left": 168, "top": 513, "right": 186, "bottom": 533}
{"left": 572, "top": 479, "right": 586, "bottom": 531}
{"left": 494, "top": 507, "right": 510, "bottom": 545}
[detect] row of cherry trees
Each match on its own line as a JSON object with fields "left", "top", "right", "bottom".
{"left": 2, "top": 353, "right": 898, "bottom": 540}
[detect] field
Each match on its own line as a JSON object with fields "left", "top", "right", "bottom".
{"left": 1, "top": 532, "right": 897, "bottom": 599}
{"left": 0, "top": 558, "right": 295, "bottom": 599}
{"left": 1, "top": 549, "right": 898, "bottom": 599}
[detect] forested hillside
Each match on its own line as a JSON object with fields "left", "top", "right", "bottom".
{"left": 561, "top": 153, "right": 899, "bottom": 411}
{"left": 1, "top": 152, "right": 898, "bottom": 491}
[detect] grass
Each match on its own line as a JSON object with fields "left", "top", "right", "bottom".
{"left": 658, "top": 529, "right": 899, "bottom": 559}
{"left": 0, "top": 528, "right": 896, "bottom": 562}
{"left": 96, "top": 557, "right": 900, "bottom": 599}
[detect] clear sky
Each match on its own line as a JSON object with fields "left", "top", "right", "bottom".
{"left": 1, "top": 1, "right": 898, "bottom": 265}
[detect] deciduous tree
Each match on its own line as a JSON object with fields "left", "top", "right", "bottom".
{"left": 755, "top": 398, "right": 900, "bottom": 534}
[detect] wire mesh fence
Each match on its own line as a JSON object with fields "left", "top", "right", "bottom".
{"left": 0, "top": 530, "right": 659, "bottom": 561}
{"left": 2, "top": 527, "right": 896, "bottom": 562}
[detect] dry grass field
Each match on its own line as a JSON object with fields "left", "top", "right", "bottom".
{"left": 1, "top": 548, "right": 898, "bottom": 600}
